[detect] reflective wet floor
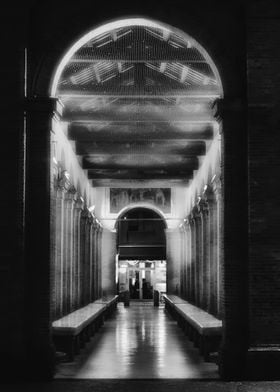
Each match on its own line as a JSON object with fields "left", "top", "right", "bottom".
{"left": 55, "top": 302, "right": 219, "bottom": 379}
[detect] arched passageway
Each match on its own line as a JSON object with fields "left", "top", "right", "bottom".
{"left": 116, "top": 207, "right": 167, "bottom": 299}
{"left": 29, "top": 16, "right": 225, "bottom": 379}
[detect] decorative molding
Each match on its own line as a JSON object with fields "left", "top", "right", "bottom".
{"left": 211, "top": 174, "right": 222, "bottom": 202}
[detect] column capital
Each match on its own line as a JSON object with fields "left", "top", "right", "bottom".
{"left": 202, "top": 184, "right": 216, "bottom": 205}
{"left": 56, "top": 170, "right": 76, "bottom": 194}
{"left": 56, "top": 187, "right": 66, "bottom": 199}
{"left": 211, "top": 174, "right": 222, "bottom": 202}
{"left": 197, "top": 197, "right": 209, "bottom": 216}
{"left": 182, "top": 218, "right": 190, "bottom": 229}
{"left": 88, "top": 215, "right": 94, "bottom": 226}
{"left": 81, "top": 208, "right": 91, "bottom": 220}
{"left": 64, "top": 189, "right": 76, "bottom": 203}
{"left": 191, "top": 205, "right": 201, "bottom": 221}
{"left": 74, "top": 196, "right": 84, "bottom": 211}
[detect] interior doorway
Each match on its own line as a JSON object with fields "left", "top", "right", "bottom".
{"left": 118, "top": 259, "right": 167, "bottom": 299}
{"left": 116, "top": 207, "right": 167, "bottom": 301}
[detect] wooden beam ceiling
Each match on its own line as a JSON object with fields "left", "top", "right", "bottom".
{"left": 87, "top": 169, "right": 193, "bottom": 180}
{"left": 55, "top": 24, "right": 221, "bottom": 190}
{"left": 91, "top": 179, "right": 190, "bottom": 188}
{"left": 75, "top": 140, "right": 206, "bottom": 156}
{"left": 58, "top": 85, "right": 219, "bottom": 97}
{"left": 63, "top": 110, "right": 214, "bottom": 123}
{"left": 68, "top": 123, "right": 214, "bottom": 141}
{"left": 82, "top": 155, "right": 199, "bottom": 170}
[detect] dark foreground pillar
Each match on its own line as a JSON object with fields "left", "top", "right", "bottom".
{"left": 213, "top": 97, "right": 248, "bottom": 380}
{"left": 24, "top": 97, "right": 62, "bottom": 380}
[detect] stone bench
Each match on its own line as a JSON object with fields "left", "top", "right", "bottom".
{"left": 52, "top": 296, "right": 118, "bottom": 361}
{"left": 163, "top": 294, "right": 222, "bottom": 361}
{"left": 94, "top": 295, "right": 119, "bottom": 317}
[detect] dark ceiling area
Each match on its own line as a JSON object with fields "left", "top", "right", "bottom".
{"left": 55, "top": 22, "right": 222, "bottom": 187}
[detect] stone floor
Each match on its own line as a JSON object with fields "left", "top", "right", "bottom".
{"left": 4, "top": 303, "right": 280, "bottom": 391}
{"left": 55, "top": 301, "right": 218, "bottom": 379}
{"left": 2, "top": 380, "right": 280, "bottom": 392}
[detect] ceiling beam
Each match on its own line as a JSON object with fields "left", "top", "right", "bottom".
{"left": 75, "top": 140, "right": 206, "bottom": 156}
{"left": 87, "top": 169, "right": 193, "bottom": 180}
{"left": 91, "top": 179, "right": 190, "bottom": 188}
{"left": 70, "top": 45, "right": 206, "bottom": 62}
{"left": 58, "top": 85, "right": 219, "bottom": 97}
{"left": 69, "top": 59, "right": 209, "bottom": 64}
{"left": 82, "top": 155, "right": 199, "bottom": 170}
{"left": 63, "top": 110, "right": 214, "bottom": 123}
{"left": 68, "top": 123, "right": 214, "bottom": 141}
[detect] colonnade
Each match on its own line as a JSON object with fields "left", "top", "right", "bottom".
{"left": 50, "top": 170, "right": 103, "bottom": 321}
{"left": 179, "top": 180, "right": 222, "bottom": 318}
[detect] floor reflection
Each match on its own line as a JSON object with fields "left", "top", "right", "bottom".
{"left": 55, "top": 302, "right": 219, "bottom": 379}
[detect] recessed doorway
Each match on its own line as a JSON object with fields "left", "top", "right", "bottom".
{"left": 118, "top": 259, "right": 166, "bottom": 300}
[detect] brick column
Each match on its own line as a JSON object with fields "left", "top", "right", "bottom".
{"left": 24, "top": 97, "right": 62, "bottom": 379}
{"left": 213, "top": 97, "right": 248, "bottom": 379}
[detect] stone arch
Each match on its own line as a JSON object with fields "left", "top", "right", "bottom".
{"left": 49, "top": 17, "right": 223, "bottom": 98}
{"left": 114, "top": 203, "right": 168, "bottom": 230}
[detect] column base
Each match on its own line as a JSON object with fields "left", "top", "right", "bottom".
{"left": 0, "top": 343, "right": 55, "bottom": 381}
{"left": 218, "top": 344, "right": 247, "bottom": 380}
{"left": 246, "top": 346, "right": 280, "bottom": 380}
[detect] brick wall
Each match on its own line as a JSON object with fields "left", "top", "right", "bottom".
{"left": 246, "top": 0, "right": 280, "bottom": 378}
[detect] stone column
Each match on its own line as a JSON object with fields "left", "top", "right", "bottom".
{"left": 101, "top": 228, "right": 116, "bottom": 297}
{"left": 184, "top": 220, "right": 191, "bottom": 301}
{"left": 212, "top": 177, "right": 223, "bottom": 317}
{"left": 53, "top": 186, "right": 65, "bottom": 319}
{"left": 179, "top": 226, "right": 185, "bottom": 298}
{"left": 84, "top": 212, "right": 92, "bottom": 304}
{"left": 189, "top": 215, "right": 196, "bottom": 303}
{"left": 205, "top": 188, "right": 217, "bottom": 316}
{"left": 91, "top": 221, "right": 96, "bottom": 301}
{"left": 88, "top": 215, "right": 94, "bottom": 302}
{"left": 182, "top": 226, "right": 187, "bottom": 299}
{"left": 73, "top": 196, "right": 84, "bottom": 310}
{"left": 80, "top": 208, "right": 88, "bottom": 306}
{"left": 98, "top": 226, "right": 103, "bottom": 298}
{"left": 199, "top": 197, "right": 210, "bottom": 311}
{"left": 193, "top": 206, "right": 202, "bottom": 307}
{"left": 165, "top": 228, "right": 181, "bottom": 294}
{"left": 24, "top": 97, "right": 63, "bottom": 378}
